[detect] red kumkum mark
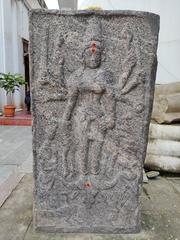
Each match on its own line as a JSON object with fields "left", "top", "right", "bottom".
{"left": 84, "top": 181, "right": 92, "bottom": 189}
{"left": 90, "top": 42, "right": 97, "bottom": 54}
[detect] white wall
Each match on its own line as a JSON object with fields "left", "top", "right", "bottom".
{"left": 0, "top": 0, "right": 29, "bottom": 110}
{"left": 78, "top": 0, "right": 180, "bottom": 84}
{"left": 0, "top": 0, "right": 6, "bottom": 109}
{"left": 0, "top": 0, "right": 45, "bottom": 111}
{"left": 27, "top": 0, "right": 44, "bottom": 9}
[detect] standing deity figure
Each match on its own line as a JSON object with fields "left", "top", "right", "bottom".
{"left": 62, "top": 18, "right": 116, "bottom": 179}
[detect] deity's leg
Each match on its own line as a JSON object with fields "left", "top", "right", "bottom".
{"left": 62, "top": 145, "right": 71, "bottom": 177}
{"left": 90, "top": 140, "right": 103, "bottom": 175}
{"left": 76, "top": 136, "right": 89, "bottom": 175}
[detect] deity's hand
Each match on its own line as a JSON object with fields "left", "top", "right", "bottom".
{"left": 92, "top": 83, "right": 106, "bottom": 94}
{"left": 99, "top": 116, "right": 115, "bottom": 131}
{"left": 98, "top": 118, "right": 111, "bottom": 132}
{"left": 119, "top": 72, "right": 129, "bottom": 90}
{"left": 106, "top": 117, "right": 115, "bottom": 129}
{"left": 99, "top": 121, "right": 107, "bottom": 132}
{"left": 78, "top": 81, "right": 105, "bottom": 94}
{"left": 39, "top": 78, "right": 49, "bottom": 86}
{"left": 60, "top": 119, "right": 72, "bottom": 131}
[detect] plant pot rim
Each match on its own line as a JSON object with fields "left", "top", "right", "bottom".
{"left": 4, "top": 105, "right": 16, "bottom": 109}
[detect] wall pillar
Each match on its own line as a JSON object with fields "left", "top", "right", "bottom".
{"left": 0, "top": 0, "right": 7, "bottom": 110}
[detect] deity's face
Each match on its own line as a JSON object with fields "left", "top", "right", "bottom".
{"left": 83, "top": 41, "right": 102, "bottom": 69}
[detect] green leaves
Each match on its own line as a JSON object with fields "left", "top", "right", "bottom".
{"left": 0, "top": 72, "right": 26, "bottom": 95}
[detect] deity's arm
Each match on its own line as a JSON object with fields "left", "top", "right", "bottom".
{"left": 91, "top": 70, "right": 112, "bottom": 94}
{"left": 44, "top": 92, "right": 67, "bottom": 102}
{"left": 62, "top": 86, "right": 78, "bottom": 121}
{"left": 79, "top": 81, "right": 105, "bottom": 94}
{"left": 103, "top": 88, "right": 116, "bottom": 129}
{"left": 37, "top": 75, "right": 67, "bottom": 103}
{"left": 121, "top": 69, "right": 145, "bottom": 95}
{"left": 118, "top": 47, "right": 137, "bottom": 92}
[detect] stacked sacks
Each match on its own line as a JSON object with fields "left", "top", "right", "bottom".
{"left": 152, "top": 82, "right": 180, "bottom": 123}
{"left": 145, "top": 123, "right": 180, "bottom": 173}
{"left": 145, "top": 81, "right": 180, "bottom": 174}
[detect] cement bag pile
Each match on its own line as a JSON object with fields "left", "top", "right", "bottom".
{"left": 152, "top": 82, "right": 180, "bottom": 123}
{"left": 145, "top": 123, "right": 180, "bottom": 173}
{"left": 145, "top": 82, "right": 180, "bottom": 173}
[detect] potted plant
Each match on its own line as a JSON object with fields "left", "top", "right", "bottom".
{"left": 0, "top": 73, "right": 26, "bottom": 117}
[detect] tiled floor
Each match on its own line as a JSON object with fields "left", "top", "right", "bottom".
{"left": 0, "top": 126, "right": 32, "bottom": 206}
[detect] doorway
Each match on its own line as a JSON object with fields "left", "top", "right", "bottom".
{"left": 23, "top": 39, "right": 31, "bottom": 113}
{"left": 23, "top": 39, "right": 30, "bottom": 92}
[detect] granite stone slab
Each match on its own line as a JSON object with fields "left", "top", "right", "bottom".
{"left": 30, "top": 10, "right": 159, "bottom": 233}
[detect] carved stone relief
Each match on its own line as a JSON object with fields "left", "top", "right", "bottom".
{"left": 30, "top": 10, "right": 159, "bottom": 233}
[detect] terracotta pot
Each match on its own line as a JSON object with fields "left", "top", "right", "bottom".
{"left": 4, "top": 105, "right": 16, "bottom": 117}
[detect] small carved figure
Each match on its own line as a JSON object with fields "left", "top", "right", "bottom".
{"left": 118, "top": 26, "right": 138, "bottom": 93}
{"left": 62, "top": 19, "right": 116, "bottom": 178}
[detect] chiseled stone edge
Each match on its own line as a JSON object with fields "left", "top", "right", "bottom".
{"left": 33, "top": 212, "right": 141, "bottom": 234}
{"left": 29, "top": 9, "right": 159, "bottom": 18}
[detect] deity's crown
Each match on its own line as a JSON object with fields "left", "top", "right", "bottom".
{"left": 84, "top": 18, "right": 102, "bottom": 44}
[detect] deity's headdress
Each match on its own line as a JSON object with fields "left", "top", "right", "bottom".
{"left": 83, "top": 18, "right": 103, "bottom": 49}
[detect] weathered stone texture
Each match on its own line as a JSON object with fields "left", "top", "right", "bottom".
{"left": 30, "top": 10, "right": 159, "bottom": 233}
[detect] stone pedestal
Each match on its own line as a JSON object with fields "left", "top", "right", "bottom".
{"left": 30, "top": 10, "right": 159, "bottom": 233}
